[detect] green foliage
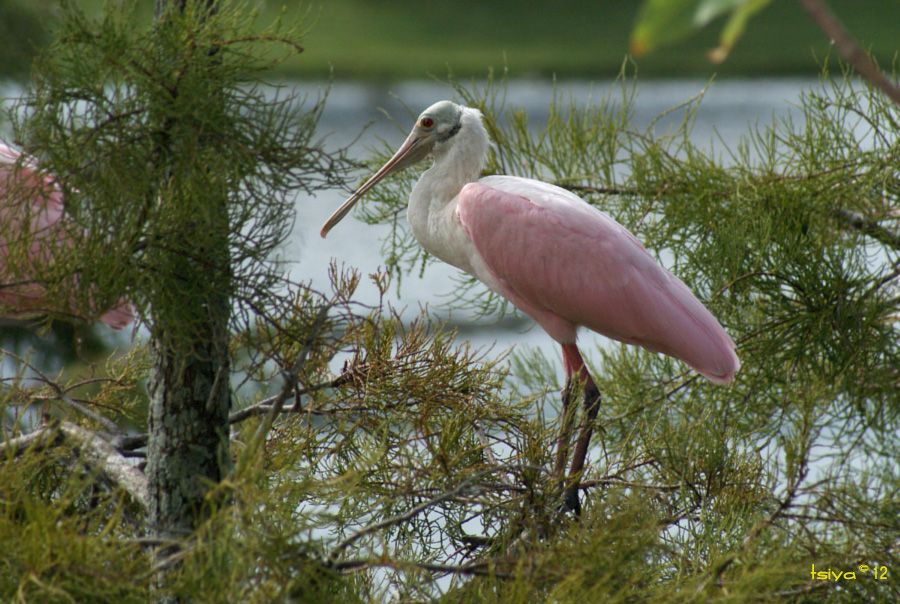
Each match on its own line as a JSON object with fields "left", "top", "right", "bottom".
{"left": 1, "top": 3, "right": 898, "bottom": 601}
{"left": 6, "top": 0, "right": 345, "bottom": 347}
{"left": 3, "top": 1, "right": 897, "bottom": 80}
{"left": 0, "top": 440, "right": 148, "bottom": 603}
{"left": 0, "top": 262, "right": 528, "bottom": 601}
{"left": 632, "top": 0, "right": 773, "bottom": 62}
{"left": 352, "top": 68, "right": 898, "bottom": 601}
{"left": 0, "top": 0, "right": 56, "bottom": 80}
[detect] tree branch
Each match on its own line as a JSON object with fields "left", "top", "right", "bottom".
{"left": 557, "top": 183, "right": 641, "bottom": 196}
{"left": 798, "top": 0, "right": 900, "bottom": 105}
{"left": 327, "top": 472, "right": 486, "bottom": 563}
{"left": 249, "top": 302, "right": 333, "bottom": 446}
{"left": 0, "top": 347, "right": 122, "bottom": 435}
{"left": 0, "top": 421, "right": 149, "bottom": 510}
{"left": 331, "top": 557, "right": 503, "bottom": 578}
{"left": 832, "top": 208, "right": 900, "bottom": 250}
{"left": 0, "top": 426, "right": 64, "bottom": 457}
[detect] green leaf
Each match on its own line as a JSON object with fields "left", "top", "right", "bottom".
{"left": 695, "top": 0, "right": 748, "bottom": 26}
{"left": 631, "top": 0, "right": 772, "bottom": 59}
{"left": 630, "top": 0, "right": 699, "bottom": 57}
{"left": 708, "top": 0, "right": 773, "bottom": 63}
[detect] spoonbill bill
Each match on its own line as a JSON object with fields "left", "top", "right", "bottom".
{"left": 321, "top": 101, "right": 739, "bottom": 512}
{"left": 0, "top": 143, "right": 133, "bottom": 329}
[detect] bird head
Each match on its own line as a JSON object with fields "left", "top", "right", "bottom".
{"left": 320, "top": 100, "right": 464, "bottom": 238}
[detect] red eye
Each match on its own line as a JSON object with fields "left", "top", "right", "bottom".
{"left": 421, "top": 117, "right": 434, "bottom": 128}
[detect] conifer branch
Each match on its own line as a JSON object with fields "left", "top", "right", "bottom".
{"left": 331, "top": 557, "right": 503, "bottom": 578}
{"left": 250, "top": 302, "right": 332, "bottom": 446}
{"left": 327, "top": 472, "right": 488, "bottom": 563}
{"left": 832, "top": 208, "right": 900, "bottom": 250}
{"left": 0, "top": 421, "right": 149, "bottom": 510}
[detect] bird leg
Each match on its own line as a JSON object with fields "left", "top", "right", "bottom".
{"left": 558, "top": 343, "right": 601, "bottom": 515}
{"left": 553, "top": 373, "right": 579, "bottom": 483}
{"left": 562, "top": 374, "right": 601, "bottom": 514}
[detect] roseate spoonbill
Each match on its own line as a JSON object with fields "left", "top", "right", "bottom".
{"left": 320, "top": 101, "right": 739, "bottom": 512}
{"left": 0, "top": 143, "right": 133, "bottom": 329}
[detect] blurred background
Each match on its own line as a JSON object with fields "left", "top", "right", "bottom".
{"left": 1, "top": 0, "right": 898, "bottom": 369}
{"left": 3, "top": 0, "right": 895, "bottom": 81}
{"left": 4, "top": 0, "right": 895, "bottom": 80}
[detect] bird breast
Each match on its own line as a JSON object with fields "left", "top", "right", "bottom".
{"left": 407, "top": 176, "right": 475, "bottom": 274}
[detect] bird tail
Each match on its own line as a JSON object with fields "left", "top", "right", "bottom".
{"left": 654, "top": 276, "right": 741, "bottom": 385}
{"left": 694, "top": 338, "right": 740, "bottom": 385}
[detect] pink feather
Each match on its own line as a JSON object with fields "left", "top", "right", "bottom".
{"left": 458, "top": 176, "right": 739, "bottom": 384}
{"left": 0, "top": 143, "right": 134, "bottom": 329}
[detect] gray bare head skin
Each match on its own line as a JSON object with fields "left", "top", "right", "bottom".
{"left": 418, "top": 100, "right": 464, "bottom": 142}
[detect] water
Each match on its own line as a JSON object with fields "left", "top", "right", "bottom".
{"left": 287, "top": 78, "right": 814, "bottom": 369}
{"left": 1, "top": 77, "right": 817, "bottom": 375}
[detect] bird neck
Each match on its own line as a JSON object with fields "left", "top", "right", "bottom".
{"left": 406, "top": 107, "right": 489, "bottom": 273}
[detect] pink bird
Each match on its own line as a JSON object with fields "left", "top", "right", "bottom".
{"left": 321, "top": 101, "right": 739, "bottom": 512}
{"left": 0, "top": 143, "right": 133, "bottom": 329}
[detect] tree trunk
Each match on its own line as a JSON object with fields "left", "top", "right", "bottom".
{"left": 146, "top": 1, "right": 230, "bottom": 599}
{"left": 147, "top": 321, "right": 230, "bottom": 540}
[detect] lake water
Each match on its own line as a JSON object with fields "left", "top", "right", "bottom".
{"left": 0, "top": 77, "right": 818, "bottom": 376}
{"left": 287, "top": 78, "right": 816, "bottom": 372}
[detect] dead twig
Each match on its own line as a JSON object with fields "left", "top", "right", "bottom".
{"left": 798, "top": 0, "right": 900, "bottom": 105}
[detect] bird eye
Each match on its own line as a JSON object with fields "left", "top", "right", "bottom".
{"left": 420, "top": 117, "right": 434, "bottom": 128}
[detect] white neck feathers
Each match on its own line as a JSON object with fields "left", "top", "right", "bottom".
{"left": 405, "top": 105, "right": 490, "bottom": 272}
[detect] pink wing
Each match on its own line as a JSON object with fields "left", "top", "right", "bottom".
{"left": 457, "top": 176, "right": 739, "bottom": 384}
{"left": 0, "top": 143, "right": 134, "bottom": 329}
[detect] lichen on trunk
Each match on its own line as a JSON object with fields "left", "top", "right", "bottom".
{"left": 146, "top": 319, "right": 231, "bottom": 540}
